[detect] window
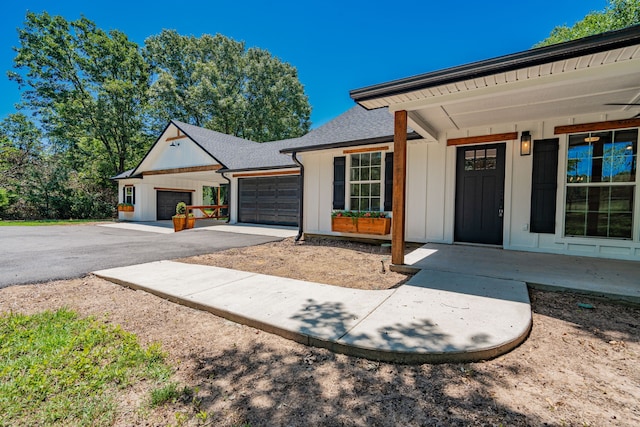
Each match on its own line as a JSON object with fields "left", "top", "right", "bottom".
{"left": 564, "top": 129, "right": 637, "bottom": 239}
{"left": 350, "top": 152, "right": 382, "bottom": 211}
{"left": 124, "top": 186, "right": 134, "bottom": 205}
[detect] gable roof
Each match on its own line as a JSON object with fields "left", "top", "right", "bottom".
{"left": 112, "top": 168, "right": 137, "bottom": 179}
{"left": 280, "top": 105, "right": 420, "bottom": 153}
{"left": 116, "top": 102, "right": 423, "bottom": 180}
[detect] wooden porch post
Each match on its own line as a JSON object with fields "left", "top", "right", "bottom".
{"left": 392, "top": 110, "right": 407, "bottom": 265}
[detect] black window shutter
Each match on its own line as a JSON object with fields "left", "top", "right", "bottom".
{"left": 132, "top": 187, "right": 136, "bottom": 205}
{"left": 384, "top": 152, "right": 394, "bottom": 211}
{"left": 122, "top": 186, "right": 126, "bottom": 203}
{"left": 530, "top": 139, "right": 559, "bottom": 233}
{"left": 333, "top": 156, "right": 346, "bottom": 210}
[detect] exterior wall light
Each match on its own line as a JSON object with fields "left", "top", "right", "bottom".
{"left": 520, "top": 131, "right": 532, "bottom": 156}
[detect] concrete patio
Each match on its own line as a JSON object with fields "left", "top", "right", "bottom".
{"left": 405, "top": 243, "right": 640, "bottom": 304}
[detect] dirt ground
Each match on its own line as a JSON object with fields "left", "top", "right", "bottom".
{"left": 1, "top": 237, "right": 639, "bottom": 426}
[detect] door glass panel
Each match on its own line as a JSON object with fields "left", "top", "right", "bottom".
{"left": 475, "top": 149, "right": 486, "bottom": 170}
{"left": 486, "top": 148, "right": 497, "bottom": 169}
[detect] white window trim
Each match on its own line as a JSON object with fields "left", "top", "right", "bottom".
{"left": 346, "top": 151, "right": 386, "bottom": 212}
{"left": 560, "top": 128, "right": 639, "bottom": 242}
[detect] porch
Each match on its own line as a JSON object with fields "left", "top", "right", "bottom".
{"left": 404, "top": 243, "right": 640, "bottom": 304}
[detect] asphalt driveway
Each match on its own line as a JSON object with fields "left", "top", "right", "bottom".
{"left": 0, "top": 224, "right": 282, "bottom": 288}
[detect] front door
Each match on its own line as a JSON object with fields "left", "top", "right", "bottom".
{"left": 454, "top": 143, "right": 506, "bottom": 245}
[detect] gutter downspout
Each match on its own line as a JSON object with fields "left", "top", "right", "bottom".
{"left": 291, "top": 152, "right": 304, "bottom": 241}
{"left": 220, "top": 171, "right": 231, "bottom": 224}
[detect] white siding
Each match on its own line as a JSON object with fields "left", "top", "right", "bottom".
{"left": 118, "top": 175, "right": 218, "bottom": 221}
{"left": 136, "top": 124, "right": 217, "bottom": 173}
{"left": 301, "top": 112, "right": 640, "bottom": 261}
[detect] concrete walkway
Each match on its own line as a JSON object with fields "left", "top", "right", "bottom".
{"left": 95, "top": 260, "right": 531, "bottom": 364}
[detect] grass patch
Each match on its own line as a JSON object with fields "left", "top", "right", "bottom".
{"left": 150, "top": 382, "right": 181, "bottom": 407}
{"left": 0, "top": 219, "right": 110, "bottom": 226}
{"left": 0, "top": 309, "right": 173, "bottom": 426}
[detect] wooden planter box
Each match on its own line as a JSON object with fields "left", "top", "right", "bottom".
{"left": 331, "top": 217, "right": 391, "bottom": 235}
{"left": 357, "top": 217, "right": 391, "bottom": 235}
{"left": 118, "top": 205, "right": 134, "bottom": 212}
{"left": 332, "top": 217, "right": 358, "bottom": 233}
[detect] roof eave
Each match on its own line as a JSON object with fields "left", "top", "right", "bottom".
{"left": 217, "top": 164, "right": 299, "bottom": 174}
{"left": 350, "top": 25, "right": 640, "bottom": 105}
{"left": 280, "top": 132, "right": 422, "bottom": 154}
{"left": 111, "top": 173, "right": 143, "bottom": 180}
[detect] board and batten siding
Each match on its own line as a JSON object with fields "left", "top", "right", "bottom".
{"left": 301, "top": 112, "right": 640, "bottom": 261}
{"left": 118, "top": 175, "right": 214, "bottom": 221}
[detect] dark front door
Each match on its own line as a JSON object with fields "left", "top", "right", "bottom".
{"left": 156, "top": 191, "right": 192, "bottom": 220}
{"left": 238, "top": 176, "right": 299, "bottom": 226}
{"left": 454, "top": 143, "right": 506, "bottom": 245}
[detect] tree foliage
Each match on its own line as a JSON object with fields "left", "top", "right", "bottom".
{"left": 9, "top": 12, "right": 150, "bottom": 176}
{"left": 144, "top": 30, "right": 311, "bottom": 142}
{"left": 4, "top": 13, "right": 313, "bottom": 219}
{"left": 0, "top": 113, "right": 113, "bottom": 219}
{"left": 536, "top": 0, "right": 640, "bottom": 47}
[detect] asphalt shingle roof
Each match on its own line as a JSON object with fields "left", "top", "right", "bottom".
{"left": 116, "top": 105, "right": 404, "bottom": 179}
{"left": 279, "top": 105, "right": 397, "bottom": 151}
{"left": 171, "top": 120, "right": 298, "bottom": 171}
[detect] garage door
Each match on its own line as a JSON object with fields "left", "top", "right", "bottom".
{"left": 156, "top": 191, "right": 192, "bottom": 220}
{"left": 238, "top": 176, "right": 299, "bottom": 226}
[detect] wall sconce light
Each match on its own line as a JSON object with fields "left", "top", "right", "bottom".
{"left": 520, "top": 131, "right": 531, "bottom": 156}
{"left": 170, "top": 141, "right": 180, "bottom": 147}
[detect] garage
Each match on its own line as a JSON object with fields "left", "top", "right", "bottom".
{"left": 238, "top": 176, "right": 299, "bottom": 226}
{"left": 156, "top": 190, "right": 193, "bottom": 220}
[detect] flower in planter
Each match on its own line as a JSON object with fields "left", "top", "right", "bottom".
{"left": 331, "top": 210, "right": 389, "bottom": 218}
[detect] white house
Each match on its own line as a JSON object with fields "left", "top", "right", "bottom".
{"left": 281, "top": 25, "right": 640, "bottom": 262}
{"left": 114, "top": 120, "right": 301, "bottom": 226}
{"left": 117, "top": 25, "right": 640, "bottom": 263}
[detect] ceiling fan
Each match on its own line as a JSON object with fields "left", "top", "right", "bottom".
{"left": 605, "top": 103, "right": 640, "bottom": 118}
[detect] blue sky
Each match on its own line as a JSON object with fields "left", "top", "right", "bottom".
{"left": 2, "top": 0, "right": 608, "bottom": 128}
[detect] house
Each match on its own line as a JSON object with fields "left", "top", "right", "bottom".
{"left": 114, "top": 120, "right": 302, "bottom": 226}
{"left": 280, "top": 25, "right": 640, "bottom": 262}
{"left": 116, "top": 25, "right": 640, "bottom": 262}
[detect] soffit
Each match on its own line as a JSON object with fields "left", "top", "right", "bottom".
{"left": 362, "top": 46, "right": 640, "bottom": 133}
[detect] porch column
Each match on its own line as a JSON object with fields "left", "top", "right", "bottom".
{"left": 392, "top": 110, "right": 407, "bottom": 265}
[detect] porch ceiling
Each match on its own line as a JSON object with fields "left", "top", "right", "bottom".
{"left": 384, "top": 50, "right": 639, "bottom": 135}
{"left": 356, "top": 39, "right": 640, "bottom": 138}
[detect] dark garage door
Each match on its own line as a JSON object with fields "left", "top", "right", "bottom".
{"left": 238, "top": 176, "right": 299, "bottom": 226}
{"left": 156, "top": 191, "right": 192, "bottom": 220}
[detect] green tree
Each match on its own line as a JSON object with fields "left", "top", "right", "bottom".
{"left": 144, "top": 30, "right": 311, "bottom": 142}
{"left": 536, "top": 0, "right": 640, "bottom": 47}
{"left": 0, "top": 113, "right": 43, "bottom": 218}
{"left": 9, "top": 12, "right": 151, "bottom": 176}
